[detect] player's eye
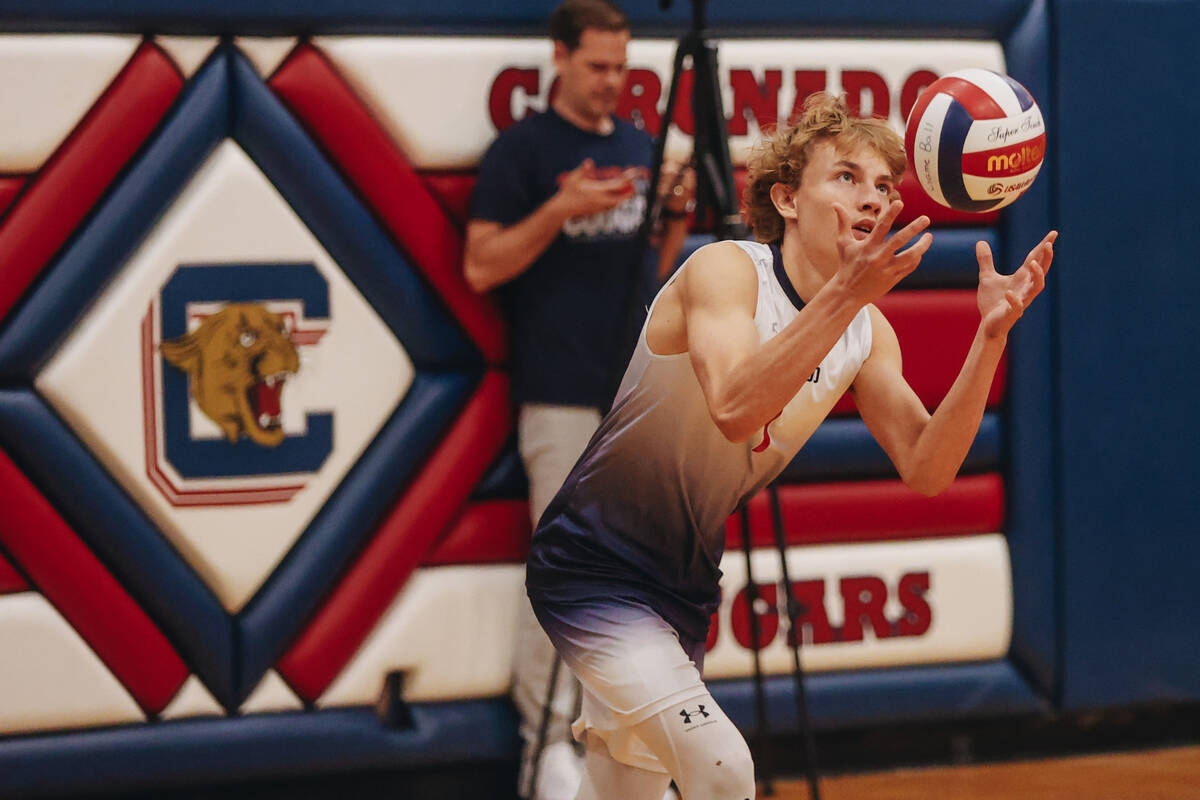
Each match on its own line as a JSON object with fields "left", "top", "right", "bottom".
{"left": 838, "top": 171, "right": 854, "bottom": 183}
{"left": 877, "top": 183, "right": 892, "bottom": 194}
{"left": 239, "top": 332, "right": 257, "bottom": 348}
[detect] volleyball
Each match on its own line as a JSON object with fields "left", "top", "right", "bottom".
{"left": 904, "top": 68, "right": 1045, "bottom": 213}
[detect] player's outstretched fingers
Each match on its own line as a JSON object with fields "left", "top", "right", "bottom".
{"left": 1006, "top": 288, "right": 1024, "bottom": 317}
{"left": 1022, "top": 258, "right": 1046, "bottom": 304}
{"left": 904, "top": 230, "right": 934, "bottom": 258}
{"left": 1038, "top": 231, "right": 1058, "bottom": 272}
{"left": 887, "top": 214, "right": 931, "bottom": 253}
{"left": 1020, "top": 230, "right": 1057, "bottom": 275}
{"left": 976, "top": 239, "right": 996, "bottom": 277}
{"left": 832, "top": 202, "right": 854, "bottom": 244}
{"left": 894, "top": 231, "right": 933, "bottom": 276}
{"left": 867, "top": 199, "right": 905, "bottom": 246}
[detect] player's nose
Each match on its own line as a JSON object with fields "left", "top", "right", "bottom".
{"left": 858, "top": 186, "right": 882, "bottom": 215}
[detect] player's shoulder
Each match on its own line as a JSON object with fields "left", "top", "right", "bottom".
{"left": 864, "top": 302, "right": 895, "bottom": 333}
{"left": 686, "top": 240, "right": 764, "bottom": 276}
{"left": 861, "top": 302, "right": 898, "bottom": 359}
{"left": 679, "top": 241, "right": 760, "bottom": 303}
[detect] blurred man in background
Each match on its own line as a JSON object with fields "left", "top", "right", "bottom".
{"left": 464, "top": 1, "right": 691, "bottom": 797}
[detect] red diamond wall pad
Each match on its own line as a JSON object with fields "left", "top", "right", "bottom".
{"left": 0, "top": 43, "right": 182, "bottom": 323}
{"left": 278, "top": 372, "right": 513, "bottom": 700}
{"left": 422, "top": 500, "right": 530, "bottom": 566}
{"left": 0, "top": 547, "right": 28, "bottom": 594}
{"left": 0, "top": 447, "right": 189, "bottom": 714}
{"left": 0, "top": 177, "right": 25, "bottom": 220}
{"left": 271, "top": 45, "right": 508, "bottom": 365}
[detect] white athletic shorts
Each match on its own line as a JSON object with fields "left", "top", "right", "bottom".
{"left": 531, "top": 595, "right": 710, "bottom": 774}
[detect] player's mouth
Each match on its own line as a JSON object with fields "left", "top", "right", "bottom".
{"left": 851, "top": 219, "right": 875, "bottom": 240}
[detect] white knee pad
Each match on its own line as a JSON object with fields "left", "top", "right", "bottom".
{"left": 632, "top": 694, "right": 756, "bottom": 800}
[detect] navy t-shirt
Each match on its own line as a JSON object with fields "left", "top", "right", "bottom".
{"left": 470, "top": 108, "right": 655, "bottom": 411}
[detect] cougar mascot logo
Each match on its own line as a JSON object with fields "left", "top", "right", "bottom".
{"left": 160, "top": 303, "right": 300, "bottom": 447}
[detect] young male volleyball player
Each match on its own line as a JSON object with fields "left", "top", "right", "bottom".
{"left": 525, "top": 92, "right": 1056, "bottom": 800}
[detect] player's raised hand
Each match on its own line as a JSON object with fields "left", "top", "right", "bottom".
{"left": 976, "top": 231, "right": 1057, "bottom": 339}
{"left": 832, "top": 200, "right": 932, "bottom": 304}
{"left": 555, "top": 158, "right": 637, "bottom": 218}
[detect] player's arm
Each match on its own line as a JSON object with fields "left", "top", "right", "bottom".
{"left": 853, "top": 231, "right": 1056, "bottom": 496}
{"left": 680, "top": 243, "right": 866, "bottom": 443}
{"left": 463, "top": 159, "right": 637, "bottom": 293}
{"left": 684, "top": 202, "right": 931, "bottom": 443}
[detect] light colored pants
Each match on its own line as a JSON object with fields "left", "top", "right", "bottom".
{"left": 577, "top": 695, "right": 755, "bottom": 800}
{"left": 514, "top": 403, "right": 602, "bottom": 800}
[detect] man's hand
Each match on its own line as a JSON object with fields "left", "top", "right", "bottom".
{"left": 976, "top": 231, "right": 1057, "bottom": 340}
{"left": 553, "top": 158, "right": 638, "bottom": 219}
{"left": 658, "top": 159, "right": 696, "bottom": 216}
{"left": 831, "top": 201, "right": 932, "bottom": 305}
{"left": 464, "top": 159, "right": 640, "bottom": 293}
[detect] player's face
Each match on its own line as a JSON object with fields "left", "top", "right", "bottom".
{"left": 553, "top": 28, "right": 630, "bottom": 125}
{"left": 793, "top": 140, "right": 898, "bottom": 276}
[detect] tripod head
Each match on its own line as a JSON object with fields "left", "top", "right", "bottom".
{"left": 645, "top": 0, "right": 745, "bottom": 243}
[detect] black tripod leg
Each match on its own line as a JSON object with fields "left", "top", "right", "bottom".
{"left": 688, "top": 38, "right": 745, "bottom": 240}
{"left": 525, "top": 653, "right": 563, "bottom": 800}
{"left": 767, "top": 481, "right": 822, "bottom": 800}
{"left": 636, "top": 32, "right": 693, "bottom": 244}
{"left": 739, "top": 503, "right": 775, "bottom": 796}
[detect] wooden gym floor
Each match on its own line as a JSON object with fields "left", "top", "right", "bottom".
{"left": 102, "top": 704, "right": 1200, "bottom": 799}
{"left": 771, "top": 744, "right": 1200, "bottom": 800}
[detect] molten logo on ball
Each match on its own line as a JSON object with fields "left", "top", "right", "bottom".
{"left": 985, "top": 143, "right": 1044, "bottom": 175}
{"left": 905, "top": 68, "right": 1045, "bottom": 213}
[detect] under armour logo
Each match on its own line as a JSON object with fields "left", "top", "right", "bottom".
{"left": 679, "top": 705, "right": 710, "bottom": 725}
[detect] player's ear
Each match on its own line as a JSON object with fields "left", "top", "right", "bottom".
{"left": 769, "top": 182, "right": 798, "bottom": 221}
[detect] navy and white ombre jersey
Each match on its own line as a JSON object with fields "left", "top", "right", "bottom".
{"left": 526, "top": 240, "right": 874, "bottom": 644}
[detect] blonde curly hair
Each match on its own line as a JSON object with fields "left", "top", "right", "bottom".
{"left": 743, "top": 92, "right": 907, "bottom": 244}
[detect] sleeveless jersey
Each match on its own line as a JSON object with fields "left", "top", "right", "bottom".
{"left": 526, "top": 240, "right": 874, "bottom": 642}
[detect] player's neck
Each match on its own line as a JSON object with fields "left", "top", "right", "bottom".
{"left": 779, "top": 235, "right": 834, "bottom": 304}
{"left": 552, "top": 96, "right": 614, "bottom": 135}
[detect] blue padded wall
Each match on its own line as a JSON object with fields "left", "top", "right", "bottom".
{"left": 1054, "top": 0, "right": 1200, "bottom": 708}
{"left": 1000, "top": 0, "right": 1059, "bottom": 703}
